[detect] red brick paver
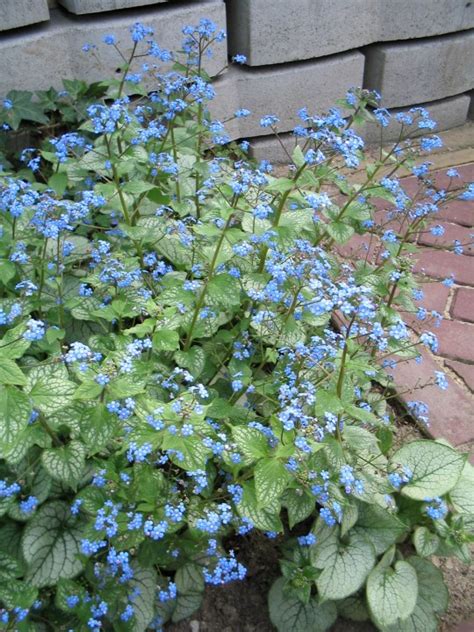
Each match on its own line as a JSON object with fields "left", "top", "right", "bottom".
{"left": 399, "top": 165, "right": 474, "bottom": 448}
{"left": 445, "top": 360, "right": 474, "bottom": 392}
{"left": 451, "top": 287, "right": 474, "bottom": 322}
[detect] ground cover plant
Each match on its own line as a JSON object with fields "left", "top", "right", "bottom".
{"left": 0, "top": 19, "right": 473, "bottom": 632}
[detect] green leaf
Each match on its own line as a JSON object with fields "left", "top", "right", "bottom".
{"left": 26, "top": 364, "right": 76, "bottom": 414}
{"left": 73, "top": 380, "right": 103, "bottom": 400}
{"left": 123, "top": 181, "right": 156, "bottom": 194}
{"left": 450, "top": 461, "right": 474, "bottom": 515}
{"left": 268, "top": 577, "right": 337, "bottom": 632}
{"left": 127, "top": 565, "right": 157, "bottom": 631}
{"left": 171, "top": 566, "right": 205, "bottom": 623}
{"left": 80, "top": 404, "right": 117, "bottom": 454}
{"left": 4, "top": 90, "right": 49, "bottom": 129}
{"left": 0, "top": 580, "right": 38, "bottom": 609}
{"left": 232, "top": 426, "right": 269, "bottom": 463}
{"left": 175, "top": 563, "right": 205, "bottom": 594}
{"left": 316, "top": 531, "right": 376, "bottom": 600}
{"left": 0, "top": 385, "right": 31, "bottom": 446}
{"left": 292, "top": 145, "right": 306, "bottom": 168}
{"left": 55, "top": 578, "right": 88, "bottom": 612}
{"left": 207, "top": 274, "right": 241, "bottom": 307}
{"left": 282, "top": 489, "right": 315, "bottom": 529}
{"left": 0, "top": 357, "right": 26, "bottom": 385}
{"left": 41, "top": 441, "right": 86, "bottom": 486}
{"left": 255, "top": 458, "right": 291, "bottom": 507}
{"left": 384, "top": 557, "right": 448, "bottom": 632}
{"left": 153, "top": 328, "right": 180, "bottom": 351}
{"left": 174, "top": 347, "right": 206, "bottom": 378}
{"left": 21, "top": 501, "right": 83, "bottom": 587}
{"left": 390, "top": 441, "right": 466, "bottom": 500}
{"left": 413, "top": 527, "right": 440, "bottom": 558}
{"left": 48, "top": 173, "right": 68, "bottom": 196}
{"left": 407, "top": 556, "right": 448, "bottom": 614}
{"left": 337, "top": 595, "right": 370, "bottom": 622}
{"left": 237, "top": 482, "right": 283, "bottom": 532}
{"left": 326, "top": 221, "right": 355, "bottom": 244}
{"left": 107, "top": 377, "right": 145, "bottom": 400}
{"left": 162, "top": 434, "right": 210, "bottom": 471}
{"left": 354, "top": 502, "right": 407, "bottom": 554}
{"left": 366, "top": 559, "right": 418, "bottom": 627}
{"left": 171, "top": 591, "right": 203, "bottom": 623}
{"left": 0, "top": 551, "right": 22, "bottom": 581}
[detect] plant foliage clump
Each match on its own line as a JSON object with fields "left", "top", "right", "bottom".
{"left": 0, "top": 19, "right": 473, "bottom": 632}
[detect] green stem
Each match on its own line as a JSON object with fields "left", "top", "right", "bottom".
{"left": 257, "top": 162, "right": 307, "bottom": 273}
{"left": 183, "top": 214, "right": 233, "bottom": 351}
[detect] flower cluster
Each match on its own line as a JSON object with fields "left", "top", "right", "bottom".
{"left": 0, "top": 18, "right": 471, "bottom": 632}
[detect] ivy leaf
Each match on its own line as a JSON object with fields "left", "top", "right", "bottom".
{"left": 390, "top": 441, "right": 466, "bottom": 500}
{"left": 232, "top": 426, "right": 269, "bottom": 463}
{"left": 25, "top": 364, "right": 76, "bottom": 414}
{"left": 41, "top": 441, "right": 87, "bottom": 486}
{"left": 268, "top": 577, "right": 337, "bottom": 632}
{"left": 450, "top": 461, "right": 474, "bottom": 515}
{"left": 21, "top": 501, "right": 84, "bottom": 587}
{"left": 282, "top": 489, "right": 315, "bottom": 529}
{"left": 0, "top": 357, "right": 26, "bottom": 386}
{"left": 255, "top": 458, "right": 291, "bottom": 507}
{"left": 413, "top": 527, "right": 440, "bottom": 558}
{"left": 0, "top": 385, "right": 31, "bottom": 447}
{"left": 316, "top": 531, "right": 376, "bottom": 600}
{"left": 366, "top": 559, "right": 418, "bottom": 627}
{"left": 354, "top": 502, "right": 407, "bottom": 554}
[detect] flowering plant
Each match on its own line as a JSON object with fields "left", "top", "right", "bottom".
{"left": 0, "top": 19, "right": 472, "bottom": 632}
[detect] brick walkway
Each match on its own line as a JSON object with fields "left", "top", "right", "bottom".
{"left": 389, "top": 164, "right": 474, "bottom": 451}
{"left": 339, "top": 162, "right": 474, "bottom": 451}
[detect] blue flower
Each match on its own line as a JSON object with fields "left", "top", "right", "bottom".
{"left": 232, "top": 54, "right": 247, "bottom": 64}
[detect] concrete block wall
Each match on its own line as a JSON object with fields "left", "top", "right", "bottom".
{"left": 0, "top": 0, "right": 473, "bottom": 156}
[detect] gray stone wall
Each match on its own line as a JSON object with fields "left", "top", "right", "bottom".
{"left": 0, "top": 0, "right": 473, "bottom": 153}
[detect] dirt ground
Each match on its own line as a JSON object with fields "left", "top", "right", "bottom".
{"left": 168, "top": 419, "right": 473, "bottom": 632}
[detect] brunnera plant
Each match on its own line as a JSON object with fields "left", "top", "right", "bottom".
{"left": 0, "top": 18, "right": 473, "bottom": 632}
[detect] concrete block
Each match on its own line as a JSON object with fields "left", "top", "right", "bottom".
{"left": 57, "top": 0, "right": 167, "bottom": 15}
{"left": 247, "top": 93, "right": 471, "bottom": 163}
{"left": 0, "top": 1, "right": 226, "bottom": 97}
{"left": 362, "top": 94, "right": 471, "bottom": 143}
{"left": 468, "top": 90, "right": 474, "bottom": 120}
{"left": 364, "top": 31, "right": 474, "bottom": 108}
{"left": 248, "top": 133, "right": 305, "bottom": 164}
{"left": 210, "top": 52, "right": 365, "bottom": 140}
{"left": 0, "top": 0, "right": 49, "bottom": 31}
{"left": 226, "top": 0, "right": 474, "bottom": 66}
